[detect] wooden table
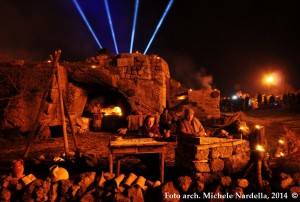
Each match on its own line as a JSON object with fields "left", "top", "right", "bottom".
{"left": 108, "top": 138, "right": 167, "bottom": 183}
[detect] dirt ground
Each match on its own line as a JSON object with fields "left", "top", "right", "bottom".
{"left": 1, "top": 107, "right": 300, "bottom": 180}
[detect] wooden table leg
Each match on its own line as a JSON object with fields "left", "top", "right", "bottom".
{"left": 117, "top": 158, "right": 121, "bottom": 175}
{"left": 109, "top": 153, "right": 113, "bottom": 173}
{"left": 160, "top": 152, "right": 165, "bottom": 183}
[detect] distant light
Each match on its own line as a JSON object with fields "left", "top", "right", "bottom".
{"left": 276, "top": 152, "right": 285, "bottom": 157}
{"left": 278, "top": 139, "right": 285, "bottom": 144}
{"left": 91, "top": 65, "right": 97, "bottom": 69}
{"left": 239, "top": 126, "right": 245, "bottom": 131}
{"left": 157, "top": 56, "right": 160, "bottom": 59}
{"left": 255, "top": 125, "right": 262, "bottom": 129}
{"left": 143, "top": 0, "right": 174, "bottom": 54}
{"left": 47, "top": 60, "right": 51, "bottom": 63}
{"left": 135, "top": 51, "right": 139, "bottom": 53}
{"left": 189, "top": 89, "right": 193, "bottom": 92}
{"left": 256, "top": 145, "right": 265, "bottom": 152}
{"left": 266, "top": 76, "right": 274, "bottom": 83}
{"left": 232, "top": 95, "right": 238, "bottom": 100}
{"left": 72, "top": 0, "right": 102, "bottom": 48}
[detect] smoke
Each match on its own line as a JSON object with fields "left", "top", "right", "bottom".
{"left": 196, "top": 72, "right": 213, "bottom": 90}
{"left": 168, "top": 54, "right": 213, "bottom": 90}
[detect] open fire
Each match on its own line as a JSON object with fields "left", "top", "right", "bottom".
{"left": 101, "top": 106, "right": 122, "bottom": 116}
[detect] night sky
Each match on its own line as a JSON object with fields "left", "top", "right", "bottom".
{"left": 1, "top": 0, "right": 300, "bottom": 96}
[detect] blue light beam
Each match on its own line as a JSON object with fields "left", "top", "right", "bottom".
{"left": 72, "top": 0, "right": 102, "bottom": 49}
{"left": 130, "top": 0, "right": 139, "bottom": 53}
{"left": 143, "top": 0, "right": 174, "bottom": 54}
{"left": 104, "top": 0, "right": 119, "bottom": 54}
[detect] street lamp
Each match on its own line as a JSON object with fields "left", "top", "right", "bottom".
{"left": 264, "top": 75, "right": 274, "bottom": 94}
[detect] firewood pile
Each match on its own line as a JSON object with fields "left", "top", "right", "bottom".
{"left": 1, "top": 169, "right": 300, "bottom": 201}
{"left": 0, "top": 170, "right": 164, "bottom": 202}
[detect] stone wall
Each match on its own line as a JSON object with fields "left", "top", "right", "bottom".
{"left": 67, "top": 53, "right": 170, "bottom": 116}
{"left": 188, "top": 90, "right": 220, "bottom": 119}
{"left": 1, "top": 53, "right": 170, "bottom": 132}
{"left": 175, "top": 136, "right": 250, "bottom": 185}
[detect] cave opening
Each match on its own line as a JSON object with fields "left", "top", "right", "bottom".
{"left": 83, "top": 83, "right": 131, "bottom": 133}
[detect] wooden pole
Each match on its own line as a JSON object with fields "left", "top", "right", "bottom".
{"left": 55, "top": 56, "right": 69, "bottom": 157}
{"left": 63, "top": 98, "right": 78, "bottom": 150}
{"left": 23, "top": 50, "right": 61, "bottom": 159}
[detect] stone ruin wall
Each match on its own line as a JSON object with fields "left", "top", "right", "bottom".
{"left": 175, "top": 136, "right": 250, "bottom": 185}
{"left": 1, "top": 53, "right": 170, "bottom": 132}
{"left": 188, "top": 90, "right": 220, "bottom": 119}
{"left": 67, "top": 53, "right": 170, "bottom": 116}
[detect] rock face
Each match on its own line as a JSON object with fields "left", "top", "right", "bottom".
{"left": 66, "top": 53, "right": 170, "bottom": 116}
{"left": 1, "top": 53, "right": 170, "bottom": 132}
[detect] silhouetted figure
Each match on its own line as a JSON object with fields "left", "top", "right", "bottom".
{"left": 269, "top": 94, "right": 275, "bottom": 107}
{"left": 282, "top": 93, "right": 288, "bottom": 106}
{"left": 257, "top": 93, "right": 262, "bottom": 108}
{"left": 91, "top": 103, "right": 102, "bottom": 131}
{"left": 263, "top": 95, "right": 268, "bottom": 108}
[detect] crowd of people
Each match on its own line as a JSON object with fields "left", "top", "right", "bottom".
{"left": 220, "top": 92, "right": 300, "bottom": 112}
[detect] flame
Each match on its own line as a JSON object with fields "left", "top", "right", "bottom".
{"left": 276, "top": 152, "right": 285, "bottom": 157}
{"left": 177, "top": 95, "right": 187, "bottom": 100}
{"left": 278, "top": 139, "right": 285, "bottom": 144}
{"left": 189, "top": 89, "right": 193, "bottom": 92}
{"left": 239, "top": 126, "right": 245, "bottom": 131}
{"left": 101, "top": 106, "right": 122, "bottom": 116}
{"left": 47, "top": 60, "right": 52, "bottom": 63}
{"left": 91, "top": 65, "right": 97, "bottom": 69}
{"left": 256, "top": 145, "right": 265, "bottom": 152}
{"left": 255, "top": 125, "right": 262, "bottom": 129}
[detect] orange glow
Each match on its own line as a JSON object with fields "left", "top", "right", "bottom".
{"left": 177, "top": 95, "right": 187, "bottom": 100}
{"left": 91, "top": 65, "right": 97, "bottom": 69}
{"left": 276, "top": 152, "right": 285, "bottom": 157}
{"left": 102, "top": 106, "right": 122, "bottom": 116}
{"left": 189, "top": 89, "right": 193, "bottom": 92}
{"left": 255, "top": 125, "right": 262, "bottom": 129}
{"left": 278, "top": 139, "right": 285, "bottom": 144}
{"left": 262, "top": 71, "right": 283, "bottom": 87}
{"left": 256, "top": 145, "right": 265, "bottom": 152}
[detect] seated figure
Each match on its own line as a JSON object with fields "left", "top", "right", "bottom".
{"left": 138, "top": 115, "right": 161, "bottom": 138}
{"left": 178, "top": 108, "right": 206, "bottom": 137}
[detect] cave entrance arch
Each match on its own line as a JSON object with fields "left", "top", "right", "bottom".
{"left": 82, "top": 83, "right": 131, "bottom": 132}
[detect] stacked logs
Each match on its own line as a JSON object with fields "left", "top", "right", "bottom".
{"left": 0, "top": 171, "right": 164, "bottom": 202}
{"left": 1, "top": 171, "right": 300, "bottom": 201}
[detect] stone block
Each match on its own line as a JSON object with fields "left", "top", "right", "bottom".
{"left": 210, "top": 158, "right": 224, "bottom": 172}
{"left": 195, "top": 148, "right": 209, "bottom": 160}
{"left": 221, "top": 176, "right": 232, "bottom": 187}
{"left": 117, "top": 57, "right": 134, "bottom": 67}
{"left": 211, "top": 146, "right": 233, "bottom": 158}
{"left": 161, "top": 182, "right": 180, "bottom": 202}
{"left": 177, "top": 176, "right": 192, "bottom": 193}
{"left": 237, "top": 179, "right": 249, "bottom": 188}
{"left": 223, "top": 153, "right": 250, "bottom": 175}
{"left": 193, "top": 161, "right": 210, "bottom": 172}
